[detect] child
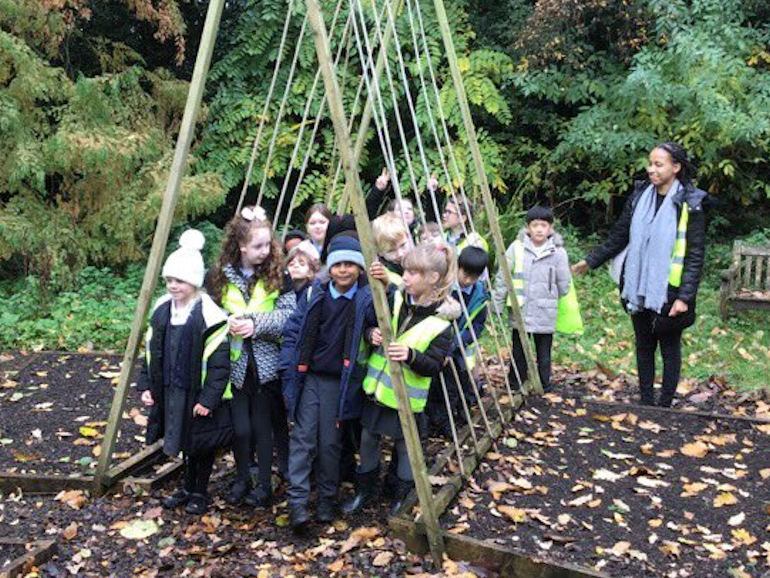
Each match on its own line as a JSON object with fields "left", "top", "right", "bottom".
{"left": 372, "top": 213, "right": 411, "bottom": 286}
{"left": 492, "top": 206, "right": 571, "bottom": 391}
{"left": 285, "top": 239, "right": 321, "bottom": 297}
{"left": 281, "top": 235, "right": 373, "bottom": 529}
{"left": 418, "top": 222, "right": 442, "bottom": 244}
{"left": 305, "top": 204, "right": 332, "bottom": 254}
{"left": 387, "top": 198, "right": 415, "bottom": 230}
{"left": 427, "top": 246, "right": 489, "bottom": 436}
{"left": 139, "top": 230, "right": 231, "bottom": 515}
{"left": 343, "top": 241, "right": 460, "bottom": 516}
{"left": 441, "top": 197, "right": 489, "bottom": 253}
{"left": 208, "top": 206, "right": 296, "bottom": 507}
{"left": 284, "top": 229, "right": 308, "bottom": 254}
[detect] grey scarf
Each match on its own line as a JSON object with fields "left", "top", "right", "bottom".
{"left": 622, "top": 181, "right": 680, "bottom": 314}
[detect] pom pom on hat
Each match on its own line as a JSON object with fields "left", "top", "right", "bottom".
{"left": 162, "top": 229, "right": 206, "bottom": 288}
{"left": 178, "top": 229, "right": 206, "bottom": 251}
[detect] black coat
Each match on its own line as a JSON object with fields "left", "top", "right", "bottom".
{"left": 138, "top": 294, "right": 231, "bottom": 455}
{"left": 585, "top": 180, "right": 707, "bottom": 306}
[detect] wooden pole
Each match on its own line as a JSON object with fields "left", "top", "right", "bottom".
{"left": 430, "top": 0, "right": 541, "bottom": 394}
{"left": 336, "top": 0, "right": 404, "bottom": 215}
{"left": 94, "top": 0, "right": 226, "bottom": 491}
{"left": 305, "top": 0, "right": 445, "bottom": 564}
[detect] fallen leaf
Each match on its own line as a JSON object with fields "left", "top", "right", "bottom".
{"left": 78, "top": 426, "right": 100, "bottom": 438}
{"left": 728, "top": 512, "right": 746, "bottom": 526}
{"left": 759, "top": 468, "right": 770, "bottom": 480}
{"left": 567, "top": 494, "right": 593, "bottom": 507}
{"left": 593, "top": 469, "right": 626, "bottom": 482}
{"left": 327, "top": 559, "right": 345, "bottom": 573}
{"left": 62, "top": 522, "right": 78, "bottom": 540}
{"left": 497, "top": 505, "right": 528, "bottom": 523}
{"left": 659, "top": 541, "right": 680, "bottom": 558}
{"left": 681, "top": 482, "right": 709, "bottom": 497}
{"left": 609, "top": 541, "right": 631, "bottom": 557}
{"left": 119, "top": 519, "right": 159, "bottom": 540}
{"left": 731, "top": 528, "right": 757, "bottom": 546}
{"left": 680, "top": 441, "right": 709, "bottom": 458}
{"left": 714, "top": 492, "right": 738, "bottom": 507}
{"left": 340, "top": 526, "right": 380, "bottom": 553}
{"left": 55, "top": 490, "right": 87, "bottom": 510}
{"left": 372, "top": 551, "right": 394, "bottom": 566}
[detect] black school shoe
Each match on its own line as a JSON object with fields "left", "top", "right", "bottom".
{"left": 244, "top": 484, "right": 272, "bottom": 508}
{"left": 185, "top": 493, "right": 209, "bottom": 515}
{"left": 225, "top": 479, "right": 251, "bottom": 505}
{"left": 162, "top": 489, "right": 190, "bottom": 509}
{"left": 290, "top": 504, "right": 311, "bottom": 531}
{"left": 316, "top": 500, "right": 336, "bottom": 523}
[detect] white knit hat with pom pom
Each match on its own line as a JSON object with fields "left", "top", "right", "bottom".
{"left": 162, "top": 229, "right": 206, "bottom": 288}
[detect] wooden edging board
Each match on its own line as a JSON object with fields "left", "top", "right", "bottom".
{"left": 0, "top": 539, "right": 57, "bottom": 578}
{"left": 581, "top": 397, "right": 770, "bottom": 425}
{"left": 389, "top": 517, "right": 607, "bottom": 578}
{"left": 0, "top": 441, "right": 164, "bottom": 495}
{"left": 0, "top": 473, "right": 93, "bottom": 494}
{"left": 122, "top": 458, "right": 183, "bottom": 494}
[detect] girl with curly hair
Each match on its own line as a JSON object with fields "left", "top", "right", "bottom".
{"left": 208, "top": 206, "right": 296, "bottom": 507}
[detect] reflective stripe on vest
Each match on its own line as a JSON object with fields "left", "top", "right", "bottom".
{"left": 505, "top": 240, "right": 526, "bottom": 308}
{"left": 221, "top": 280, "right": 278, "bottom": 363}
{"left": 362, "top": 291, "right": 450, "bottom": 413}
{"left": 144, "top": 323, "right": 232, "bottom": 400}
{"left": 201, "top": 324, "right": 232, "bottom": 399}
{"left": 669, "top": 203, "right": 689, "bottom": 287}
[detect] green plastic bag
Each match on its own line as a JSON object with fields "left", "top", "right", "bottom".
{"left": 556, "top": 280, "right": 584, "bottom": 335}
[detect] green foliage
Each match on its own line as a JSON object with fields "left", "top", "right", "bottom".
{"left": 0, "top": 27, "right": 224, "bottom": 291}
{"left": 0, "top": 266, "right": 143, "bottom": 350}
{"left": 197, "top": 0, "right": 515, "bottom": 211}
{"left": 501, "top": 0, "right": 770, "bottom": 218}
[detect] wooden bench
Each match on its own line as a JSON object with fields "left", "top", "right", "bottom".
{"left": 720, "top": 241, "right": 770, "bottom": 319}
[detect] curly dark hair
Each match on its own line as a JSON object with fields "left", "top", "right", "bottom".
{"left": 208, "top": 212, "right": 284, "bottom": 304}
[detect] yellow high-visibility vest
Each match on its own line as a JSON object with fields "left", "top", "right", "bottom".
{"left": 362, "top": 291, "right": 449, "bottom": 413}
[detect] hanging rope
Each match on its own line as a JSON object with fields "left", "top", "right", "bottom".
{"left": 350, "top": 0, "right": 501, "bottom": 451}
{"left": 235, "top": 0, "right": 296, "bottom": 215}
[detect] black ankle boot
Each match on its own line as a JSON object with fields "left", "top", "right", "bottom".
{"left": 244, "top": 483, "right": 272, "bottom": 508}
{"left": 162, "top": 489, "right": 190, "bottom": 509}
{"left": 226, "top": 479, "right": 250, "bottom": 505}
{"left": 341, "top": 469, "right": 380, "bottom": 515}
{"left": 389, "top": 479, "right": 414, "bottom": 517}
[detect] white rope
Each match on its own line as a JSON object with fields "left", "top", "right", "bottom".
{"left": 255, "top": 11, "right": 310, "bottom": 208}
{"left": 409, "top": 0, "right": 526, "bottom": 393}
{"left": 236, "top": 0, "right": 295, "bottom": 214}
{"left": 351, "top": 0, "right": 502, "bottom": 442}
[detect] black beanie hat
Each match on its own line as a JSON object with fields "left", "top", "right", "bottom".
{"left": 525, "top": 205, "right": 554, "bottom": 224}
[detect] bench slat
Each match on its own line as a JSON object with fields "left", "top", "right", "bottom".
{"left": 766, "top": 256, "right": 770, "bottom": 290}
{"left": 743, "top": 256, "right": 753, "bottom": 289}
{"left": 736, "top": 247, "right": 770, "bottom": 257}
{"left": 756, "top": 257, "right": 764, "bottom": 289}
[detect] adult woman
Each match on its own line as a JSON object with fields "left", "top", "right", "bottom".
{"left": 572, "top": 142, "right": 707, "bottom": 407}
{"left": 304, "top": 204, "right": 332, "bottom": 254}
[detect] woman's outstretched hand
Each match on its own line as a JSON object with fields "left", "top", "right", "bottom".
{"left": 571, "top": 260, "right": 589, "bottom": 276}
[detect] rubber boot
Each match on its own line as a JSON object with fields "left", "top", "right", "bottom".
{"left": 389, "top": 478, "right": 414, "bottom": 517}
{"left": 341, "top": 468, "right": 380, "bottom": 515}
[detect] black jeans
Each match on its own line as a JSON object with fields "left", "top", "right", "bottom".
{"left": 509, "top": 329, "right": 553, "bottom": 390}
{"left": 254, "top": 379, "right": 289, "bottom": 487}
{"left": 631, "top": 310, "right": 683, "bottom": 407}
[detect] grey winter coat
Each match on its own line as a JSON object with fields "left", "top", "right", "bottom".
{"left": 222, "top": 266, "right": 297, "bottom": 388}
{"left": 492, "top": 229, "right": 571, "bottom": 334}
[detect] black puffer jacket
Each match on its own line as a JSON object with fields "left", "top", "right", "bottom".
{"left": 585, "top": 180, "right": 707, "bottom": 305}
